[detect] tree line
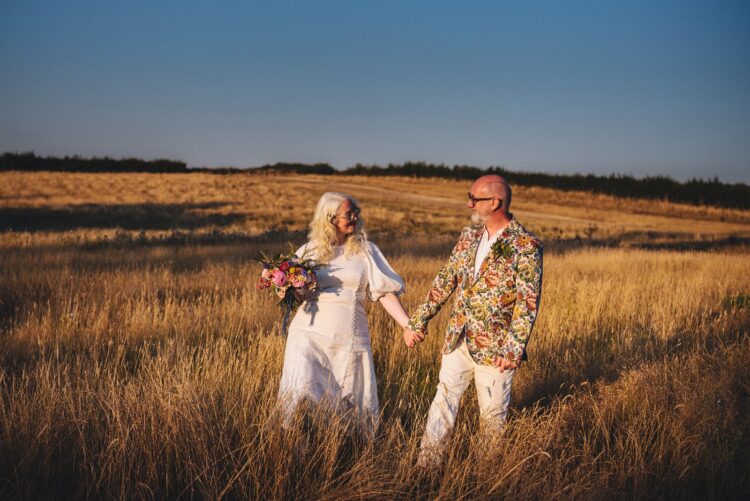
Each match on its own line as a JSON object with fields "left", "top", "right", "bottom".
{"left": 2, "top": 152, "right": 747, "bottom": 209}
{"left": 0, "top": 152, "right": 187, "bottom": 173}
{"left": 344, "top": 161, "right": 750, "bottom": 210}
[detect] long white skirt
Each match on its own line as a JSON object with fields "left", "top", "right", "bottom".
{"left": 278, "top": 330, "right": 379, "bottom": 434}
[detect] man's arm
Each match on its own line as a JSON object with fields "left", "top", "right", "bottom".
{"left": 498, "top": 243, "right": 543, "bottom": 364}
{"left": 407, "top": 229, "right": 468, "bottom": 334}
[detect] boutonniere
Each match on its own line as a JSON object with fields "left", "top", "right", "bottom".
{"left": 491, "top": 239, "right": 513, "bottom": 259}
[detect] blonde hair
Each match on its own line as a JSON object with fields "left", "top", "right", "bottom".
{"left": 307, "top": 192, "right": 367, "bottom": 263}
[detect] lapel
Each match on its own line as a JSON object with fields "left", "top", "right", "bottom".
{"left": 470, "top": 217, "right": 518, "bottom": 287}
{"left": 461, "top": 226, "right": 484, "bottom": 287}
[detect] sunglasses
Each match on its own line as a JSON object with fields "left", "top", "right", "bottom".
{"left": 331, "top": 207, "right": 361, "bottom": 222}
{"left": 467, "top": 192, "right": 501, "bottom": 207}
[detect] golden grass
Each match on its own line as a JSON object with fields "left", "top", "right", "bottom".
{"left": 0, "top": 172, "right": 749, "bottom": 499}
{"left": 2, "top": 171, "right": 749, "bottom": 248}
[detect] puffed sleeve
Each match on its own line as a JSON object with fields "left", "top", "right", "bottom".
{"left": 294, "top": 242, "right": 316, "bottom": 259}
{"left": 365, "top": 242, "right": 406, "bottom": 301}
{"left": 294, "top": 243, "right": 308, "bottom": 258}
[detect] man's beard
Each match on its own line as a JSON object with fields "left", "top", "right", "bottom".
{"left": 471, "top": 212, "right": 486, "bottom": 224}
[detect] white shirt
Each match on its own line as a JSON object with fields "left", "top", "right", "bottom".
{"left": 474, "top": 227, "right": 503, "bottom": 279}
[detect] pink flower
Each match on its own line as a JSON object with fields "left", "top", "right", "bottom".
{"left": 272, "top": 270, "right": 287, "bottom": 287}
{"left": 261, "top": 268, "right": 273, "bottom": 280}
{"left": 291, "top": 279, "right": 306, "bottom": 288}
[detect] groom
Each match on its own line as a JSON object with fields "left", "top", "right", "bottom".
{"left": 405, "top": 174, "right": 543, "bottom": 464}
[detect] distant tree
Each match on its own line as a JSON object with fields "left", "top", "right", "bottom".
{"left": 252, "top": 162, "right": 336, "bottom": 175}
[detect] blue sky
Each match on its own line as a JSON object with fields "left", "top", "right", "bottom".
{"left": 1, "top": 0, "right": 749, "bottom": 182}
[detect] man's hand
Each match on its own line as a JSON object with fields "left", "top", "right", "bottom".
{"left": 403, "top": 327, "right": 425, "bottom": 348}
{"left": 493, "top": 356, "right": 518, "bottom": 372}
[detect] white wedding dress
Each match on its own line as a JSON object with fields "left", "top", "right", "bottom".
{"left": 277, "top": 241, "right": 405, "bottom": 433}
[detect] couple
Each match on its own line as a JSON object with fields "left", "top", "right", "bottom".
{"left": 277, "top": 174, "right": 543, "bottom": 464}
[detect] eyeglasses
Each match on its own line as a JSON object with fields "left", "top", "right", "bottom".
{"left": 332, "top": 207, "right": 361, "bottom": 222}
{"left": 467, "top": 192, "right": 500, "bottom": 207}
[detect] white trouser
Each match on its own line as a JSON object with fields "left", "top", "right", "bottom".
{"left": 419, "top": 335, "right": 515, "bottom": 462}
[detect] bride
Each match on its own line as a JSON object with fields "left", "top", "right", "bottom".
{"left": 277, "top": 192, "right": 422, "bottom": 434}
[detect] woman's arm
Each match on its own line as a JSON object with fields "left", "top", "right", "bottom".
{"left": 378, "top": 293, "right": 424, "bottom": 347}
{"left": 378, "top": 292, "right": 409, "bottom": 327}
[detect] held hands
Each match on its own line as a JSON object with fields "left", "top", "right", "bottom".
{"left": 402, "top": 327, "right": 425, "bottom": 348}
{"left": 493, "top": 355, "right": 518, "bottom": 372}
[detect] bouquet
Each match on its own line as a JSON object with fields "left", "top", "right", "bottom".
{"left": 256, "top": 247, "right": 320, "bottom": 336}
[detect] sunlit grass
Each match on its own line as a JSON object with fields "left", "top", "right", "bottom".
{"left": 0, "top": 171, "right": 748, "bottom": 498}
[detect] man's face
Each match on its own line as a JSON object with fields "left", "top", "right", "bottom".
{"left": 467, "top": 182, "right": 494, "bottom": 224}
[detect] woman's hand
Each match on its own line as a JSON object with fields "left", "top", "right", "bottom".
{"left": 291, "top": 288, "right": 310, "bottom": 302}
{"left": 402, "top": 327, "right": 425, "bottom": 348}
{"left": 376, "top": 293, "right": 423, "bottom": 347}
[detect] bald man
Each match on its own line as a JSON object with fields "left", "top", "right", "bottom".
{"left": 406, "top": 175, "right": 543, "bottom": 465}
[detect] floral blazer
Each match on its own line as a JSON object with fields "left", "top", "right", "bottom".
{"left": 408, "top": 217, "right": 543, "bottom": 366}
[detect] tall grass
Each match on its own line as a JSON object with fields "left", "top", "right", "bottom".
{"left": 1, "top": 172, "right": 748, "bottom": 498}
{"left": 0, "top": 237, "right": 747, "bottom": 499}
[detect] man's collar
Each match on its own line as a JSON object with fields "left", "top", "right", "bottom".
{"left": 483, "top": 213, "right": 516, "bottom": 240}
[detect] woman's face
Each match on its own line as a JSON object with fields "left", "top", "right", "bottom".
{"left": 332, "top": 199, "right": 360, "bottom": 237}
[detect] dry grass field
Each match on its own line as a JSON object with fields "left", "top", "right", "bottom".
{"left": 1, "top": 171, "right": 749, "bottom": 499}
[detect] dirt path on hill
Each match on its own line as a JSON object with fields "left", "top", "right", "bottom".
{"left": 287, "top": 176, "right": 599, "bottom": 225}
